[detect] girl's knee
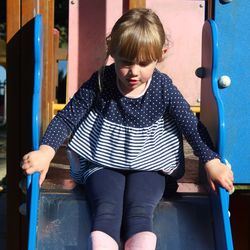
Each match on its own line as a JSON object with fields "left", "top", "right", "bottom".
{"left": 92, "top": 201, "right": 123, "bottom": 243}
{"left": 123, "top": 203, "right": 155, "bottom": 241}
{"left": 94, "top": 201, "right": 120, "bottom": 219}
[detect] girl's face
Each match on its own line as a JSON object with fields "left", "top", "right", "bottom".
{"left": 114, "top": 57, "right": 157, "bottom": 96}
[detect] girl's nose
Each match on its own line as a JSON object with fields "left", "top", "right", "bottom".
{"left": 129, "top": 64, "right": 139, "bottom": 76}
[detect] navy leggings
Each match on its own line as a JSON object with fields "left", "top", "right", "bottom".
{"left": 85, "top": 168, "right": 165, "bottom": 243}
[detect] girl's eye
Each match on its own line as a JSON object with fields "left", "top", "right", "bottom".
{"left": 118, "top": 58, "right": 152, "bottom": 67}
{"left": 121, "top": 60, "right": 133, "bottom": 66}
{"left": 138, "top": 61, "right": 151, "bottom": 67}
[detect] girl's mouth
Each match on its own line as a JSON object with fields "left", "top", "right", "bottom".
{"left": 128, "top": 79, "right": 139, "bottom": 85}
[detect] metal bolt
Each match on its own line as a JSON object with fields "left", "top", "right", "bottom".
{"left": 19, "top": 203, "right": 27, "bottom": 216}
{"left": 218, "top": 75, "right": 231, "bottom": 88}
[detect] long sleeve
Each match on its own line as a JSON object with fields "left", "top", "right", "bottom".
{"left": 166, "top": 82, "right": 220, "bottom": 164}
{"left": 41, "top": 72, "right": 98, "bottom": 151}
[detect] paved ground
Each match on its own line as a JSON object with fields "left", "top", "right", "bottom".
{"left": 0, "top": 126, "right": 6, "bottom": 250}
{"left": 0, "top": 126, "right": 6, "bottom": 179}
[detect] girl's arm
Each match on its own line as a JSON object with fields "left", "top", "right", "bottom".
{"left": 167, "top": 82, "right": 234, "bottom": 193}
{"left": 22, "top": 72, "right": 99, "bottom": 185}
{"left": 41, "top": 72, "right": 99, "bottom": 151}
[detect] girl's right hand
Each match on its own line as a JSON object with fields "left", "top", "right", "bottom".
{"left": 22, "top": 145, "right": 55, "bottom": 186}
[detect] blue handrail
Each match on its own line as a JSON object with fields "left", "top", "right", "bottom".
{"left": 209, "top": 19, "right": 234, "bottom": 250}
{"left": 27, "top": 14, "right": 43, "bottom": 250}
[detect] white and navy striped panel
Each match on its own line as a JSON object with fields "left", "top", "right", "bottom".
{"left": 68, "top": 110, "right": 183, "bottom": 177}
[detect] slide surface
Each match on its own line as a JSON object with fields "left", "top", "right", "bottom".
{"left": 36, "top": 187, "right": 215, "bottom": 250}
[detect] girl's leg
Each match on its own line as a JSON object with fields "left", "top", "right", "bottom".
{"left": 90, "top": 231, "right": 119, "bottom": 250}
{"left": 123, "top": 171, "right": 165, "bottom": 250}
{"left": 85, "top": 168, "right": 125, "bottom": 249}
{"left": 125, "top": 232, "right": 157, "bottom": 250}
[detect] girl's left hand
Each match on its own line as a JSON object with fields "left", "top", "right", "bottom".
{"left": 204, "top": 158, "right": 234, "bottom": 193}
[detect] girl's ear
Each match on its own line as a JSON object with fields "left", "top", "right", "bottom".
{"left": 159, "top": 47, "right": 168, "bottom": 62}
{"left": 162, "top": 48, "right": 168, "bottom": 56}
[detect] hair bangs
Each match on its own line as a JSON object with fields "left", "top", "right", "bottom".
{"left": 114, "top": 26, "right": 163, "bottom": 64}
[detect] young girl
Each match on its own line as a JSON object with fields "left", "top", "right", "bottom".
{"left": 22, "top": 8, "right": 234, "bottom": 250}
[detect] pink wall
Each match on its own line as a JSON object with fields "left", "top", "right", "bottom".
{"left": 68, "top": 0, "right": 205, "bottom": 105}
{"left": 67, "top": 0, "right": 122, "bottom": 99}
{"left": 147, "top": 0, "right": 205, "bottom": 105}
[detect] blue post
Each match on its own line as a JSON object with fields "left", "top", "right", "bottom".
{"left": 27, "top": 14, "right": 43, "bottom": 250}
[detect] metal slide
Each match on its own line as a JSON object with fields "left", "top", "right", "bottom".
{"left": 27, "top": 15, "right": 233, "bottom": 250}
{"left": 35, "top": 189, "right": 215, "bottom": 250}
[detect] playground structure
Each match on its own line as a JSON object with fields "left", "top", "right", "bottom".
{"left": 5, "top": 0, "right": 250, "bottom": 249}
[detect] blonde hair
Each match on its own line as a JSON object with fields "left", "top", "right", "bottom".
{"left": 106, "top": 8, "right": 167, "bottom": 64}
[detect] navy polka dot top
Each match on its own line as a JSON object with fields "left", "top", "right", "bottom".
{"left": 41, "top": 64, "right": 219, "bottom": 183}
